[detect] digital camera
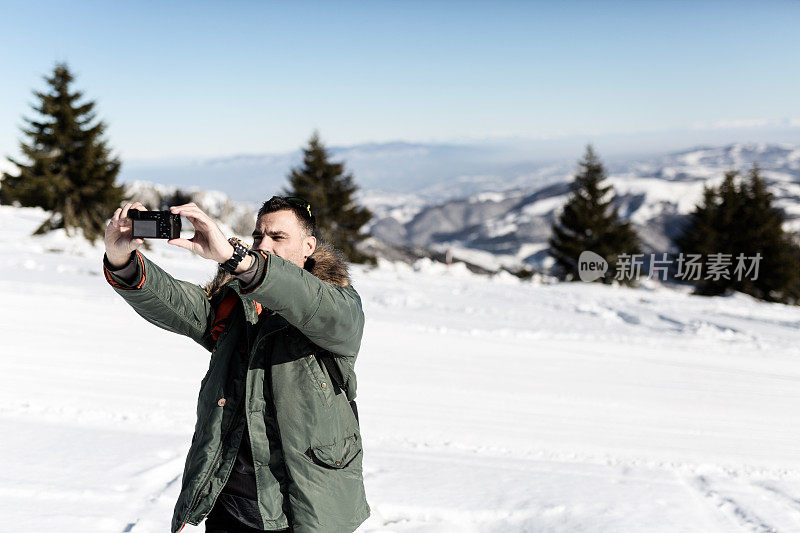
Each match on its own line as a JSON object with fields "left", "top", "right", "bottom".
{"left": 129, "top": 209, "right": 182, "bottom": 239}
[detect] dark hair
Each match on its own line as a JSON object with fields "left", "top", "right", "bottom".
{"left": 256, "top": 196, "right": 316, "bottom": 237}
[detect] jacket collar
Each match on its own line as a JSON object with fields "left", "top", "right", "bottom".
{"left": 201, "top": 241, "right": 352, "bottom": 303}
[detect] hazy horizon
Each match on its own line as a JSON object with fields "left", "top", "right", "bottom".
{"left": 115, "top": 132, "right": 800, "bottom": 204}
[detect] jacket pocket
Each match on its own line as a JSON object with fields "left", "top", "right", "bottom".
{"left": 307, "top": 432, "right": 362, "bottom": 469}
{"left": 301, "top": 352, "right": 334, "bottom": 407}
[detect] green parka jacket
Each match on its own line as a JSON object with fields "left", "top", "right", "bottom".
{"left": 102, "top": 243, "right": 370, "bottom": 533}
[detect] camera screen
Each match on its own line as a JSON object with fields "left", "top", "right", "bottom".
{"left": 134, "top": 220, "right": 157, "bottom": 236}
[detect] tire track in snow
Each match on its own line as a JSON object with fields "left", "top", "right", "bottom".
{"left": 683, "top": 474, "right": 779, "bottom": 532}
{"left": 675, "top": 472, "right": 737, "bottom": 532}
{"left": 120, "top": 456, "right": 184, "bottom": 533}
{"left": 750, "top": 481, "right": 800, "bottom": 529}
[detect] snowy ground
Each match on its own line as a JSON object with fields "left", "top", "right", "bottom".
{"left": 2, "top": 205, "right": 800, "bottom": 532}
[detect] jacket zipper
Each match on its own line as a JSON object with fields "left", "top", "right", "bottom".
{"left": 185, "top": 398, "right": 244, "bottom": 519}
{"left": 184, "top": 322, "right": 289, "bottom": 522}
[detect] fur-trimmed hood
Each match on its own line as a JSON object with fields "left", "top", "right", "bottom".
{"left": 202, "top": 241, "right": 351, "bottom": 300}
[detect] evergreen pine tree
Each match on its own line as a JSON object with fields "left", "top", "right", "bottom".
{"left": 741, "top": 164, "right": 800, "bottom": 302}
{"left": 548, "top": 145, "right": 642, "bottom": 283}
{"left": 675, "top": 164, "right": 800, "bottom": 303}
{"left": 677, "top": 170, "right": 741, "bottom": 296}
{"left": 284, "top": 131, "right": 376, "bottom": 265}
{"left": 0, "top": 63, "right": 124, "bottom": 242}
{"left": 676, "top": 181, "right": 721, "bottom": 258}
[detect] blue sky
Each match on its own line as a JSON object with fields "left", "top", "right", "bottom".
{"left": 1, "top": 0, "right": 799, "bottom": 160}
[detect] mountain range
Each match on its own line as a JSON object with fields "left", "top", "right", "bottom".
{"left": 4, "top": 142, "right": 799, "bottom": 274}
{"left": 364, "top": 143, "right": 800, "bottom": 271}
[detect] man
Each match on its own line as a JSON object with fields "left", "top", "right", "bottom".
{"left": 102, "top": 196, "right": 370, "bottom": 533}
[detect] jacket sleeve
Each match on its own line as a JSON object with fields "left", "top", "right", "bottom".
{"left": 103, "top": 250, "right": 215, "bottom": 352}
{"left": 238, "top": 250, "right": 364, "bottom": 358}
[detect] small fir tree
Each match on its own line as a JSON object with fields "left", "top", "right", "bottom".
{"left": 676, "top": 182, "right": 719, "bottom": 261}
{"left": 0, "top": 63, "right": 124, "bottom": 241}
{"left": 285, "top": 131, "right": 376, "bottom": 265}
{"left": 548, "top": 145, "right": 642, "bottom": 283}
{"left": 676, "top": 164, "right": 800, "bottom": 303}
{"left": 741, "top": 165, "right": 800, "bottom": 302}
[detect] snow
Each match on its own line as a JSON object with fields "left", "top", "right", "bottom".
{"left": 607, "top": 175, "right": 711, "bottom": 218}
{"left": 469, "top": 192, "right": 507, "bottom": 204}
{"left": 0, "top": 158, "right": 18, "bottom": 177}
{"left": 359, "top": 190, "right": 427, "bottom": 225}
{"left": 2, "top": 205, "right": 800, "bottom": 532}
{"left": 428, "top": 243, "right": 522, "bottom": 272}
{"left": 520, "top": 196, "right": 566, "bottom": 217}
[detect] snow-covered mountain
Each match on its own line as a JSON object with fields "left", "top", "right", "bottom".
{"left": 366, "top": 143, "right": 800, "bottom": 272}
{"left": 5, "top": 143, "right": 799, "bottom": 274}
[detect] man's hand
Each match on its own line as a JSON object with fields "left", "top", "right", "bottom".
{"left": 167, "top": 203, "right": 235, "bottom": 263}
{"left": 105, "top": 202, "right": 147, "bottom": 267}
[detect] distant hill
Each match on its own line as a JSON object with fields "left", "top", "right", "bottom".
{"left": 365, "top": 143, "right": 800, "bottom": 271}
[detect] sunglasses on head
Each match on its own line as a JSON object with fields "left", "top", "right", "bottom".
{"left": 284, "top": 196, "right": 314, "bottom": 219}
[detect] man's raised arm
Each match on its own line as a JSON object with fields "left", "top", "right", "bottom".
{"left": 237, "top": 249, "right": 365, "bottom": 358}
{"left": 103, "top": 202, "right": 214, "bottom": 351}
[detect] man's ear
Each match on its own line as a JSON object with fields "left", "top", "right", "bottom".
{"left": 303, "top": 235, "right": 317, "bottom": 260}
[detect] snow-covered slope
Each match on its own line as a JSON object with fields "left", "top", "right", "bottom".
{"left": 2, "top": 205, "right": 800, "bottom": 532}
{"left": 368, "top": 143, "right": 800, "bottom": 271}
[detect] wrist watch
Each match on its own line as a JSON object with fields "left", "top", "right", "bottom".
{"left": 219, "top": 237, "right": 251, "bottom": 273}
